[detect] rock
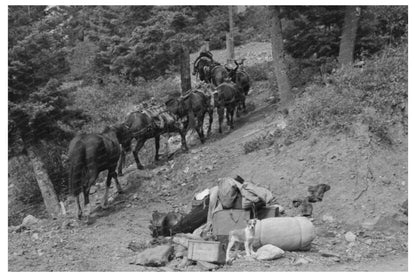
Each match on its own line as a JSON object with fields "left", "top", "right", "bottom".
{"left": 345, "top": 231, "right": 356, "bottom": 242}
{"left": 319, "top": 250, "right": 340, "bottom": 258}
{"left": 361, "top": 217, "right": 378, "bottom": 230}
{"left": 22, "top": 215, "right": 39, "bottom": 228}
{"left": 322, "top": 215, "right": 335, "bottom": 223}
{"left": 174, "top": 244, "right": 187, "bottom": 258}
{"left": 172, "top": 233, "right": 200, "bottom": 248}
{"left": 255, "top": 244, "right": 284, "bottom": 261}
{"left": 128, "top": 241, "right": 144, "bottom": 252}
{"left": 32, "top": 233, "right": 39, "bottom": 240}
{"left": 197, "top": 260, "right": 219, "bottom": 271}
{"left": 380, "top": 176, "right": 391, "bottom": 185}
{"left": 61, "top": 219, "right": 79, "bottom": 230}
{"left": 364, "top": 239, "right": 372, "bottom": 245}
{"left": 293, "top": 257, "right": 309, "bottom": 266}
{"left": 132, "top": 245, "right": 174, "bottom": 267}
{"left": 373, "top": 215, "right": 406, "bottom": 232}
{"left": 177, "top": 257, "right": 191, "bottom": 269}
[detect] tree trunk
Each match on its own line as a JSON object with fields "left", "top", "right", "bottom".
{"left": 180, "top": 45, "right": 191, "bottom": 94}
{"left": 339, "top": 6, "right": 361, "bottom": 66}
{"left": 270, "top": 6, "right": 291, "bottom": 105}
{"left": 227, "top": 6, "right": 235, "bottom": 63}
{"left": 26, "top": 146, "right": 62, "bottom": 218}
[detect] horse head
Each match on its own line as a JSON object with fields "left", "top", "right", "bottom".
{"left": 227, "top": 60, "right": 239, "bottom": 82}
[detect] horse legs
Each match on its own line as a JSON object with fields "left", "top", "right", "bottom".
{"left": 154, "top": 135, "right": 160, "bottom": 161}
{"left": 207, "top": 108, "right": 214, "bottom": 135}
{"left": 101, "top": 168, "right": 122, "bottom": 209}
{"left": 101, "top": 170, "right": 112, "bottom": 209}
{"left": 112, "top": 171, "right": 123, "bottom": 193}
{"left": 196, "top": 114, "right": 205, "bottom": 144}
{"left": 179, "top": 129, "right": 189, "bottom": 151}
{"left": 117, "top": 149, "right": 126, "bottom": 176}
{"left": 83, "top": 169, "right": 98, "bottom": 220}
{"left": 133, "top": 139, "right": 145, "bottom": 170}
{"left": 227, "top": 106, "right": 235, "bottom": 130}
{"left": 217, "top": 106, "right": 224, "bottom": 133}
{"left": 75, "top": 194, "right": 82, "bottom": 220}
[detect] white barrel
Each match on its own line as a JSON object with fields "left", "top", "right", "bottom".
{"left": 253, "top": 217, "right": 316, "bottom": 251}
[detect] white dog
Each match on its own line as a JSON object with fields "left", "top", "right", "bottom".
{"left": 226, "top": 219, "right": 257, "bottom": 263}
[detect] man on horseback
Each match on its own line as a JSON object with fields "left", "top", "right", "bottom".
{"left": 193, "top": 40, "right": 215, "bottom": 82}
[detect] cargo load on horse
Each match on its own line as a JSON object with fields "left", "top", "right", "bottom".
{"left": 118, "top": 101, "right": 188, "bottom": 174}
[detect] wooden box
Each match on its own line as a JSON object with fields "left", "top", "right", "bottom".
{"left": 257, "top": 206, "right": 279, "bottom": 220}
{"left": 187, "top": 240, "right": 227, "bottom": 264}
{"left": 212, "top": 209, "right": 251, "bottom": 236}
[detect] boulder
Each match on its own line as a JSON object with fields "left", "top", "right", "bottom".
{"left": 255, "top": 244, "right": 285, "bottom": 261}
{"left": 345, "top": 231, "right": 356, "bottom": 242}
{"left": 132, "top": 245, "right": 174, "bottom": 267}
{"left": 197, "top": 260, "right": 219, "bottom": 271}
{"left": 22, "top": 215, "right": 39, "bottom": 228}
{"left": 322, "top": 214, "right": 335, "bottom": 223}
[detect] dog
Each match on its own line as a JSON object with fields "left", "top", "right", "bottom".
{"left": 226, "top": 219, "right": 257, "bottom": 263}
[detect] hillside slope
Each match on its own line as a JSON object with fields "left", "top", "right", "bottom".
{"left": 8, "top": 43, "right": 408, "bottom": 271}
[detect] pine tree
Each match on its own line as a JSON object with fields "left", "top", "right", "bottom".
{"left": 270, "top": 6, "right": 291, "bottom": 105}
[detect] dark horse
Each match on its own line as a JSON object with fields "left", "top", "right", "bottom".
{"left": 227, "top": 61, "right": 251, "bottom": 115}
{"left": 213, "top": 82, "right": 239, "bottom": 133}
{"left": 68, "top": 124, "right": 131, "bottom": 220}
{"left": 117, "top": 109, "right": 188, "bottom": 175}
{"left": 194, "top": 57, "right": 228, "bottom": 87}
{"left": 165, "top": 89, "right": 214, "bottom": 144}
{"left": 209, "top": 64, "right": 228, "bottom": 86}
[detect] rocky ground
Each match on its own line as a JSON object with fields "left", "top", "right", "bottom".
{"left": 8, "top": 42, "right": 408, "bottom": 272}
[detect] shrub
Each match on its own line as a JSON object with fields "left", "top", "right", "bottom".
{"left": 243, "top": 130, "right": 281, "bottom": 154}
{"left": 283, "top": 43, "right": 407, "bottom": 144}
{"left": 246, "top": 62, "right": 272, "bottom": 81}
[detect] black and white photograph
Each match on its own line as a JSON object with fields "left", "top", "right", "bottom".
{"left": 7, "top": 3, "right": 409, "bottom": 272}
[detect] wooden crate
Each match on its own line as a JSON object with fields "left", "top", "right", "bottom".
{"left": 187, "top": 240, "right": 227, "bottom": 264}
{"left": 257, "top": 206, "right": 279, "bottom": 220}
{"left": 212, "top": 209, "right": 251, "bottom": 236}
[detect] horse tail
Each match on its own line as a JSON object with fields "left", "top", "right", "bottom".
{"left": 68, "top": 139, "right": 86, "bottom": 197}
